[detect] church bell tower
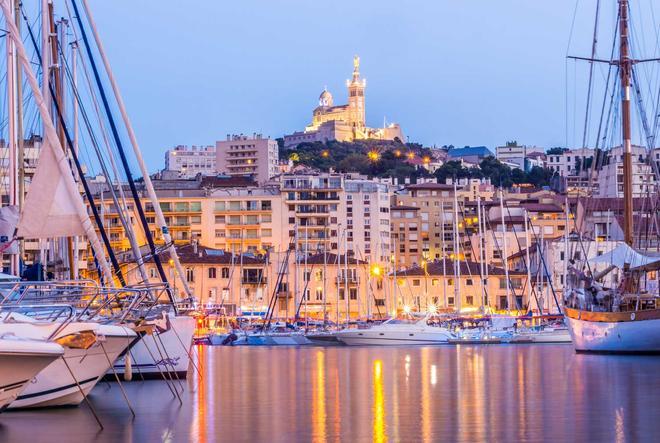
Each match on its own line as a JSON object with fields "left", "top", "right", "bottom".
{"left": 347, "top": 55, "right": 366, "bottom": 130}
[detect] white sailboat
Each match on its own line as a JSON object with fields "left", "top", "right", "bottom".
{"left": 563, "top": 0, "right": 660, "bottom": 353}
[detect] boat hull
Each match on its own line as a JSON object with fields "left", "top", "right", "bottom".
{"left": 0, "top": 339, "right": 63, "bottom": 411}
{"left": 565, "top": 308, "right": 660, "bottom": 353}
{"left": 10, "top": 326, "right": 135, "bottom": 409}
{"left": 337, "top": 329, "right": 453, "bottom": 346}
{"left": 113, "top": 315, "right": 195, "bottom": 379}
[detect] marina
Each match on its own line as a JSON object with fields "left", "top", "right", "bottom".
{"left": 0, "top": 0, "right": 658, "bottom": 441}
{"left": 1, "top": 345, "right": 659, "bottom": 442}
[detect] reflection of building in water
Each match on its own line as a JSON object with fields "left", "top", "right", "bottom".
{"left": 283, "top": 56, "right": 404, "bottom": 148}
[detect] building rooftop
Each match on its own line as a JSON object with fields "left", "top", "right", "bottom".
{"left": 394, "top": 260, "right": 526, "bottom": 277}
{"left": 447, "top": 146, "right": 494, "bottom": 158}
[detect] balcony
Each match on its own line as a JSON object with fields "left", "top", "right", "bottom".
{"left": 242, "top": 277, "right": 267, "bottom": 285}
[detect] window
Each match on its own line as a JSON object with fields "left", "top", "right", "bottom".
{"left": 191, "top": 216, "right": 201, "bottom": 224}
{"left": 349, "top": 288, "right": 357, "bottom": 300}
{"left": 375, "top": 299, "right": 385, "bottom": 306}
{"left": 261, "top": 228, "right": 272, "bottom": 237}
{"left": 190, "top": 202, "right": 201, "bottom": 212}
{"left": 186, "top": 268, "right": 195, "bottom": 283}
{"left": 315, "top": 288, "right": 323, "bottom": 301}
{"left": 221, "top": 267, "right": 230, "bottom": 278}
{"left": 412, "top": 279, "right": 421, "bottom": 287}
{"left": 208, "top": 267, "right": 217, "bottom": 279}
{"left": 214, "top": 201, "right": 226, "bottom": 211}
{"left": 149, "top": 268, "right": 158, "bottom": 279}
{"left": 466, "top": 279, "right": 473, "bottom": 286}
{"left": 466, "top": 295, "right": 474, "bottom": 305}
{"left": 261, "top": 214, "right": 272, "bottom": 223}
{"left": 215, "top": 230, "right": 225, "bottom": 238}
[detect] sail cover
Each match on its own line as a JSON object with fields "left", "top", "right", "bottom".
{"left": 589, "top": 243, "right": 660, "bottom": 270}
{"left": 16, "top": 137, "right": 86, "bottom": 238}
{"left": 0, "top": 205, "right": 19, "bottom": 253}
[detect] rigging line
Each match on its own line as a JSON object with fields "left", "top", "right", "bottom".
{"left": 56, "top": 36, "right": 144, "bottom": 274}
{"left": 69, "top": 0, "right": 174, "bottom": 302}
{"left": 581, "top": 0, "right": 601, "bottom": 149}
{"left": 19, "top": 4, "right": 126, "bottom": 286}
{"left": 594, "top": 18, "right": 619, "bottom": 150}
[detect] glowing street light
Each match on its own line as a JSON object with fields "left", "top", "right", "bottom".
{"left": 407, "top": 152, "right": 415, "bottom": 160}
{"left": 368, "top": 150, "right": 380, "bottom": 162}
{"left": 370, "top": 264, "right": 382, "bottom": 277}
{"left": 321, "top": 150, "right": 329, "bottom": 158}
{"left": 394, "top": 149, "right": 402, "bottom": 157}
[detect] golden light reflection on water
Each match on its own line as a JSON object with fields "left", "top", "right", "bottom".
{"left": 312, "top": 350, "right": 327, "bottom": 443}
{"left": 372, "top": 359, "right": 387, "bottom": 443}
{"left": 191, "top": 344, "right": 207, "bottom": 443}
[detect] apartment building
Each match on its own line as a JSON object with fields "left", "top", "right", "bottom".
{"left": 164, "top": 145, "right": 216, "bottom": 178}
{"left": 216, "top": 134, "right": 279, "bottom": 184}
{"left": 597, "top": 145, "right": 657, "bottom": 198}
{"left": 392, "top": 260, "right": 528, "bottom": 312}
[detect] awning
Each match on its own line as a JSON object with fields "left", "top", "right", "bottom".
{"left": 589, "top": 243, "right": 660, "bottom": 270}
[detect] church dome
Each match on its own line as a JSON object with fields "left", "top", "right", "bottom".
{"left": 319, "top": 89, "right": 333, "bottom": 107}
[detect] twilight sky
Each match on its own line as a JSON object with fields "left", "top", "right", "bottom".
{"left": 85, "top": 0, "right": 656, "bottom": 171}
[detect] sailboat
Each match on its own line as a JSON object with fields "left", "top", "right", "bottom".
{"left": 563, "top": 0, "right": 660, "bottom": 353}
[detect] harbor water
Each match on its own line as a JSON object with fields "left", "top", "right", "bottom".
{"left": 1, "top": 345, "right": 659, "bottom": 442}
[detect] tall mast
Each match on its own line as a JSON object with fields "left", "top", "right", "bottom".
{"left": 619, "top": 0, "right": 634, "bottom": 246}
{"left": 15, "top": 0, "right": 24, "bottom": 274}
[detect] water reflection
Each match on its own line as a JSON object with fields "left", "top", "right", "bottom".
{"left": 372, "top": 359, "right": 386, "bottom": 443}
{"left": 0, "top": 346, "right": 658, "bottom": 442}
{"left": 312, "top": 350, "right": 326, "bottom": 442}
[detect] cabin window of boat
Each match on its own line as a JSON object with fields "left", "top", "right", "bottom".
{"left": 388, "top": 318, "right": 417, "bottom": 325}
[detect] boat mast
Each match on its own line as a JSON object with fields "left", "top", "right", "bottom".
{"left": 14, "top": 0, "right": 23, "bottom": 275}
{"left": 619, "top": 0, "right": 634, "bottom": 246}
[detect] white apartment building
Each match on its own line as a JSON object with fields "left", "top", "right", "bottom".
{"left": 164, "top": 145, "right": 216, "bottom": 178}
{"left": 216, "top": 134, "right": 279, "bottom": 184}
{"left": 597, "top": 145, "right": 657, "bottom": 197}
{"left": 495, "top": 142, "right": 545, "bottom": 170}
{"left": 545, "top": 148, "right": 595, "bottom": 177}
{"left": 344, "top": 178, "right": 392, "bottom": 263}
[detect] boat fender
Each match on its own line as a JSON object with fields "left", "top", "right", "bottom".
{"left": 124, "top": 352, "right": 133, "bottom": 381}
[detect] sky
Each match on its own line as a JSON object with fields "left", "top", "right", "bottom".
{"left": 84, "top": 0, "right": 660, "bottom": 171}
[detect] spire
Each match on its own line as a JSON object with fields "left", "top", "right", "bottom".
{"left": 352, "top": 55, "right": 360, "bottom": 82}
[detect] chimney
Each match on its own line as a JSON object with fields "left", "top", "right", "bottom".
{"left": 193, "top": 241, "right": 198, "bottom": 254}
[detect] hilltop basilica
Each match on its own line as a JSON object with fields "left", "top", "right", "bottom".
{"left": 283, "top": 56, "right": 404, "bottom": 148}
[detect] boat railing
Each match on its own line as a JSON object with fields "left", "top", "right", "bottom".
{"left": 0, "top": 303, "right": 76, "bottom": 340}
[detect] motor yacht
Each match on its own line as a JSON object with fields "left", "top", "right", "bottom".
{"left": 0, "top": 335, "right": 64, "bottom": 411}
{"left": 336, "top": 315, "right": 455, "bottom": 346}
{"left": 0, "top": 317, "right": 136, "bottom": 408}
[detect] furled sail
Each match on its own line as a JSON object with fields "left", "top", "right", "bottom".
{"left": 16, "top": 136, "right": 86, "bottom": 239}
{"left": 588, "top": 243, "right": 660, "bottom": 270}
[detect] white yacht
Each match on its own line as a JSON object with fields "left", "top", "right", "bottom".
{"left": 113, "top": 313, "right": 195, "bottom": 379}
{"left": 336, "top": 315, "right": 455, "bottom": 346}
{"left": 0, "top": 319, "right": 136, "bottom": 409}
{"left": 0, "top": 335, "right": 64, "bottom": 411}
